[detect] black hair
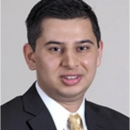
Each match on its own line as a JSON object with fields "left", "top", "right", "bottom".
{"left": 26, "top": 0, "right": 101, "bottom": 51}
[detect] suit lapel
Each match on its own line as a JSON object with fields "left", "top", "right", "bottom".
{"left": 22, "top": 83, "right": 112, "bottom": 130}
{"left": 22, "top": 82, "right": 56, "bottom": 130}
{"left": 28, "top": 107, "right": 56, "bottom": 130}
{"left": 85, "top": 100, "right": 110, "bottom": 130}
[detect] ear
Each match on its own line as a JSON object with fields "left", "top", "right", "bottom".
{"left": 23, "top": 43, "right": 36, "bottom": 70}
{"left": 97, "top": 41, "right": 103, "bottom": 67}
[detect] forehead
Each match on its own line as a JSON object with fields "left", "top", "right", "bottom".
{"left": 40, "top": 18, "right": 96, "bottom": 42}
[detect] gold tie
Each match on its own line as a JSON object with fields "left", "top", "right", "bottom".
{"left": 68, "top": 114, "right": 83, "bottom": 130}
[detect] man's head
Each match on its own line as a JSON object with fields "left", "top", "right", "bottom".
{"left": 26, "top": 0, "right": 101, "bottom": 51}
{"left": 24, "top": 0, "right": 103, "bottom": 105}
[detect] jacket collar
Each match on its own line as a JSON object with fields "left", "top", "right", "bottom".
{"left": 85, "top": 101, "right": 111, "bottom": 130}
{"left": 22, "top": 82, "right": 56, "bottom": 130}
{"left": 22, "top": 82, "right": 110, "bottom": 130}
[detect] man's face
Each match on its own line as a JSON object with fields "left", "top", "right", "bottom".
{"left": 25, "top": 18, "right": 103, "bottom": 102}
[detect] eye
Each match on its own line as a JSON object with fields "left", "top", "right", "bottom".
{"left": 51, "top": 47, "right": 61, "bottom": 51}
{"left": 49, "top": 47, "right": 62, "bottom": 53}
{"left": 77, "top": 46, "right": 90, "bottom": 52}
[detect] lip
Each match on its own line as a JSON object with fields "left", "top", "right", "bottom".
{"left": 60, "top": 74, "right": 82, "bottom": 86}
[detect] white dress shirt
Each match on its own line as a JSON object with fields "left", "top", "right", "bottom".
{"left": 36, "top": 82, "right": 87, "bottom": 130}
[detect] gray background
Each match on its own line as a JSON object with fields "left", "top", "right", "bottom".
{"left": 1, "top": 0, "right": 129, "bottom": 116}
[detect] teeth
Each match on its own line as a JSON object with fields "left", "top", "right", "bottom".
{"left": 64, "top": 76, "right": 78, "bottom": 79}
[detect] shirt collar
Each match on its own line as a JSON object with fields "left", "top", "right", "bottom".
{"left": 35, "top": 82, "right": 86, "bottom": 130}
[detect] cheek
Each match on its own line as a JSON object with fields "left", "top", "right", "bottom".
{"left": 36, "top": 55, "right": 61, "bottom": 74}
{"left": 80, "top": 53, "right": 98, "bottom": 70}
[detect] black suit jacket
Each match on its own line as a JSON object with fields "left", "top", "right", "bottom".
{"left": 1, "top": 82, "right": 129, "bottom": 130}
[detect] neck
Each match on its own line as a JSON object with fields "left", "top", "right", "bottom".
{"left": 57, "top": 97, "right": 84, "bottom": 113}
{"left": 37, "top": 81, "right": 85, "bottom": 112}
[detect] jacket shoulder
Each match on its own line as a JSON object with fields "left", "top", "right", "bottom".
{"left": 1, "top": 96, "right": 23, "bottom": 114}
{"left": 1, "top": 97, "right": 33, "bottom": 130}
{"left": 86, "top": 101, "right": 129, "bottom": 129}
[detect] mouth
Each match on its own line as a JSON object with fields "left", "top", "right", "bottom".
{"left": 60, "top": 75, "right": 82, "bottom": 86}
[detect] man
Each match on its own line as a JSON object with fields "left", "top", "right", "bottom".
{"left": 1, "top": 0, "right": 129, "bottom": 130}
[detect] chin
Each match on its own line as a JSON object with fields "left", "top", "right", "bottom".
{"left": 59, "top": 88, "right": 86, "bottom": 98}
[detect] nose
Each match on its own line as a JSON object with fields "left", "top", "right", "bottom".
{"left": 61, "top": 50, "right": 79, "bottom": 69}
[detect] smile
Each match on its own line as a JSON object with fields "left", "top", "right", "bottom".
{"left": 64, "top": 76, "right": 78, "bottom": 79}
{"left": 61, "top": 75, "right": 82, "bottom": 86}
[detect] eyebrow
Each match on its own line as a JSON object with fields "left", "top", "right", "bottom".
{"left": 44, "top": 41, "right": 64, "bottom": 46}
{"left": 76, "top": 40, "right": 94, "bottom": 45}
{"left": 44, "top": 39, "right": 94, "bottom": 46}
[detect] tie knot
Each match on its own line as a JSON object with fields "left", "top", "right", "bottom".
{"left": 68, "top": 114, "right": 83, "bottom": 130}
